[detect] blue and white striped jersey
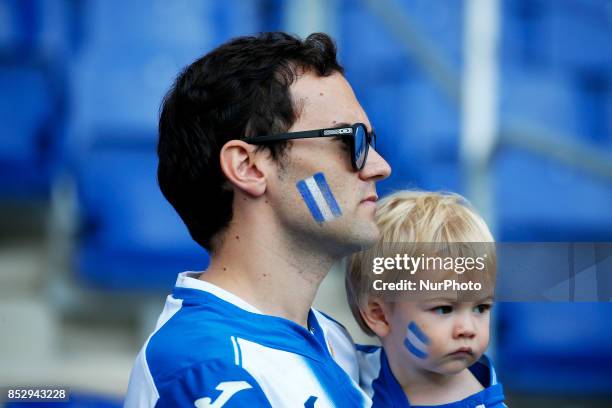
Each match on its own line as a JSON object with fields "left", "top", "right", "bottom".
{"left": 125, "top": 272, "right": 370, "bottom": 407}
{"left": 356, "top": 346, "right": 506, "bottom": 408}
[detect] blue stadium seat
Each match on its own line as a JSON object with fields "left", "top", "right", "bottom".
{"left": 501, "top": 0, "right": 545, "bottom": 67}
{"left": 539, "top": 1, "right": 611, "bottom": 70}
{"left": 500, "top": 68, "right": 582, "bottom": 136}
{"left": 497, "top": 302, "right": 612, "bottom": 394}
{"left": 0, "top": 0, "right": 70, "bottom": 200}
{"left": 495, "top": 148, "right": 612, "bottom": 242}
{"left": 74, "top": 137, "right": 209, "bottom": 291}
{"left": 574, "top": 69, "right": 611, "bottom": 143}
{"left": 0, "top": 62, "right": 61, "bottom": 199}
{"left": 64, "top": 0, "right": 221, "bottom": 291}
{"left": 501, "top": 0, "right": 612, "bottom": 70}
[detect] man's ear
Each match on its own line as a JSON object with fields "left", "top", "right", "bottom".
{"left": 360, "top": 297, "right": 392, "bottom": 338}
{"left": 219, "top": 140, "right": 268, "bottom": 197}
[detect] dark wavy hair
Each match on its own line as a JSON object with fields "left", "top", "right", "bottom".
{"left": 157, "top": 32, "right": 344, "bottom": 252}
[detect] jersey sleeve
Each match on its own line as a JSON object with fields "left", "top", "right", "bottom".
{"left": 154, "top": 359, "right": 272, "bottom": 408}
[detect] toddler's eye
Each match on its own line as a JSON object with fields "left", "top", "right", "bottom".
{"left": 474, "top": 304, "right": 492, "bottom": 314}
{"left": 432, "top": 306, "right": 453, "bottom": 315}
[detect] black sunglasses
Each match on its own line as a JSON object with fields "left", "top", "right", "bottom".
{"left": 243, "top": 123, "right": 377, "bottom": 171}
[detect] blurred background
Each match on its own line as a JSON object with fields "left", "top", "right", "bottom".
{"left": 0, "top": 0, "right": 611, "bottom": 406}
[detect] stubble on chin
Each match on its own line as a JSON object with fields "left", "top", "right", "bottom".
{"left": 348, "top": 219, "right": 381, "bottom": 252}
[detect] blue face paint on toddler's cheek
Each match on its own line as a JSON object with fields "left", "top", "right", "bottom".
{"left": 404, "top": 321, "right": 431, "bottom": 360}
{"left": 296, "top": 172, "right": 342, "bottom": 223}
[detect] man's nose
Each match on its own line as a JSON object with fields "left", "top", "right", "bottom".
{"left": 359, "top": 148, "right": 391, "bottom": 181}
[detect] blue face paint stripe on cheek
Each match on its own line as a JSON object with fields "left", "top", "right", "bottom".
{"left": 313, "top": 172, "right": 342, "bottom": 217}
{"left": 408, "top": 321, "right": 430, "bottom": 345}
{"left": 296, "top": 173, "right": 342, "bottom": 223}
{"left": 405, "top": 321, "right": 430, "bottom": 359}
{"left": 304, "top": 177, "right": 334, "bottom": 220}
{"left": 296, "top": 179, "right": 325, "bottom": 223}
{"left": 404, "top": 338, "right": 428, "bottom": 359}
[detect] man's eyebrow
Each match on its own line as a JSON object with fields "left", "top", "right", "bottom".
{"left": 332, "top": 121, "right": 352, "bottom": 128}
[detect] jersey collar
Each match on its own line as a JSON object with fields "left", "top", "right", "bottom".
{"left": 171, "top": 271, "right": 332, "bottom": 363}
{"left": 175, "top": 271, "right": 263, "bottom": 313}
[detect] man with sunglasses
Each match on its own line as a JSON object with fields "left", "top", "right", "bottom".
{"left": 125, "top": 32, "right": 391, "bottom": 407}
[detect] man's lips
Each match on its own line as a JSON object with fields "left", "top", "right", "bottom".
{"left": 360, "top": 194, "right": 378, "bottom": 204}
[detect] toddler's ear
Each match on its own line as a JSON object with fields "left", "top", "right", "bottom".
{"left": 360, "top": 297, "right": 391, "bottom": 338}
